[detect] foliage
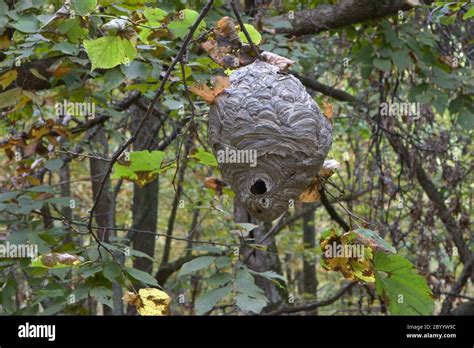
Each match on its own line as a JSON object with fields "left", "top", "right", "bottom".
{"left": 0, "top": 0, "right": 471, "bottom": 317}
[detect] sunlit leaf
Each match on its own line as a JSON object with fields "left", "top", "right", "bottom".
{"left": 84, "top": 36, "right": 137, "bottom": 70}
{"left": 123, "top": 288, "right": 170, "bottom": 316}
{"left": 374, "top": 252, "right": 434, "bottom": 315}
{"left": 168, "top": 9, "right": 206, "bottom": 39}
{"left": 238, "top": 23, "right": 262, "bottom": 45}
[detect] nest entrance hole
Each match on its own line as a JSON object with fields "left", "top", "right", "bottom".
{"left": 250, "top": 179, "right": 267, "bottom": 195}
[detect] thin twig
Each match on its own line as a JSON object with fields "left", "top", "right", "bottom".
{"left": 229, "top": 0, "right": 261, "bottom": 60}
{"left": 86, "top": 0, "right": 215, "bottom": 241}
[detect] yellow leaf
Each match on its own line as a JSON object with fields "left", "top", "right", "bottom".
{"left": 29, "top": 68, "right": 48, "bottom": 81}
{"left": 123, "top": 288, "right": 171, "bottom": 316}
{"left": 0, "top": 34, "right": 10, "bottom": 50}
{"left": 0, "top": 70, "right": 17, "bottom": 90}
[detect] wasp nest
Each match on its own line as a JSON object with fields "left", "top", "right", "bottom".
{"left": 208, "top": 60, "right": 333, "bottom": 221}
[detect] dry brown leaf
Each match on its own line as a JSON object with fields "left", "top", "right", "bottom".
{"left": 201, "top": 16, "right": 258, "bottom": 69}
{"left": 204, "top": 176, "right": 226, "bottom": 195}
{"left": 23, "top": 139, "right": 40, "bottom": 157}
{"left": 323, "top": 102, "right": 333, "bottom": 123}
{"left": 123, "top": 291, "right": 142, "bottom": 307}
{"left": 299, "top": 177, "right": 321, "bottom": 203}
{"left": 299, "top": 160, "right": 341, "bottom": 203}
{"left": 46, "top": 60, "right": 71, "bottom": 78}
{"left": 189, "top": 76, "right": 229, "bottom": 104}
{"left": 261, "top": 51, "right": 295, "bottom": 72}
{"left": 319, "top": 159, "right": 341, "bottom": 179}
{"left": 216, "top": 16, "right": 240, "bottom": 45}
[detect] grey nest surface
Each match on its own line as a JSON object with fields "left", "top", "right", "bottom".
{"left": 208, "top": 60, "right": 333, "bottom": 221}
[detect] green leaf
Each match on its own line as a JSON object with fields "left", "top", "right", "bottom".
{"left": 79, "top": 265, "right": 102, "bottom": 278}
{"left": 374, "top": 252, "right": 434, "bottom": 315}
{"left": 84, "top": 36, "right": 137, "bottom": 70}
{"left": 168, "top": 9, "right": 206, "bottom": 39}
{"left": 45, "top": 197, "right": 73, "bottom": 206}
{"left": 143, "top": 7, "right": 167, "bottom": 23}
{"left": 354, "top": 228, "right": 396, "bottom": 253}
{"left": 103, "top": 262, "right": 122, "bottom": 282}
{"left": 0, "top": 87, "right": 22, "bottom": 109}
{"left": 121, "top": 61, "right": 150, "bottom": 80}
{"left": 195, "top": 285, "right": 231, "bottom": 315}
{"left": 138, "top": 7, "right": 167, "bottom": 43}
{"left": 54, "top": 41, "right": 80, "bottom": 55}
{"left": 11, "top": 14, "right": 39, "bottom": 33}
{"left": 70, "top": 286, "right": 91, "bottom": 302}
{"left": 190, "top": 245, "right": 224, "bottom": 254}
{"left": 162, "top": 99, "right": 183, "bottom": 110}
{"left": 112, "top": 150, "right": 169, "bottom": 186}
{"left": 125, "top": 267, "right": 159, "bottom": 286}
{"left": 391, "top": 50, "right": 412, "bottom": 70}
{"left": 207, "top": 272, "right": 232, "bottom": 287}
{"left": 44, "top": 159, "right": 64, "bottom": 171}
{"left": 235, "top": 268, "right": 266, "bottom": 299}
{"left": 463, "top": 6, "right": 474, "bottom": 20}
{"left": 40, "top": 303, "right": 66, "bottom": 315}
{"left": 458, "top": 109, "right": 474, "bottom": 130}
{"left": 249, "top": 270, "right": 286, "bottom": 282}
{"left": 215, "top": 256, "right": 231, "bottom": 269}
{"left": 0, "top": 191, "right": 20, "bottom": 203}
{"left": 238, "top": 24, "right": 262, "bottom": 45}
{"left": 189, "top": 148, "right": 218, "bottom": 167}
{"left": 90, "top": 286, "right": 113, "bottom": 309}
{"left": 235, "top": 293, "right": 267, "bottom": 314}
{"left": 129, "top": 248, "right": 155, "bottom": 261}
{"left": 373, "top": 58, "right": 392, "bottom": 71}
{"left": 178, "top": 256, "right": 216, "bottom": 277}
{"left": 57, "top": 18, "right": 89, "bottom": 43}
{"left": 71, "top": 0, "right": 97, "bottom": 16}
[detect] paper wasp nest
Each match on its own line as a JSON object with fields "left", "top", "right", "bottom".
{"left": 208, "top": 61, "right": 333, "bottom": 221}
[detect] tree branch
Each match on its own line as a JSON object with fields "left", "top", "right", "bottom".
{"left": 265, "top": 0, "right": 427, "bottom": 37}
{"left": 86, "top": 0, "right": 215, "bottom": 235}
{"left": 265, "top": 282, "right": 356, "bottom": 315}
{"left": 293, "top": 72, "right": 357, "bottom": 103}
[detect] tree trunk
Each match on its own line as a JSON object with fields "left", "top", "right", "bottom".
{"left": 89, "top": 127, "right": 122, "bottom": 315}
{"left": 160, "top": 139, "right": 191, "bottom": 267}
{"left": 236, "top": 199, "right": 286, "bottom": 312}
{"left": 129, "top": 108, "right": 160, "bottom": 275}
{"left": 265, "top": 0, "right": 429, "bottom": 36}
{"left": 302, "top": 203, "right": 318, "bottom": 295}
